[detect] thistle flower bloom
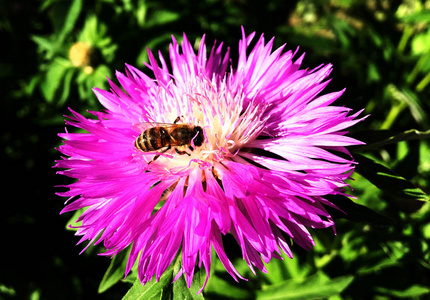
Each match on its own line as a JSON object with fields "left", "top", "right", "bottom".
{"left": 56, "top": 28, "right": 364, "bottom": 292}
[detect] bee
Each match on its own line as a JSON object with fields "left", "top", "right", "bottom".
{"left": 134, "top": 116, "right": 204, "bottom": 163}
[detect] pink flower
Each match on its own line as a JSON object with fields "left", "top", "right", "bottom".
{"left": 56, "top": 27, "right": 364, "bottom": 292}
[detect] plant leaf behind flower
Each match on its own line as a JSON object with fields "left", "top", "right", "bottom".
{"left": 256, "top": 272, "right": 354, "bottom": 300}
{"left": 122, "top": 258, "right": 174, "bottom": 300}
{"left": 351, "top": 129, "right": 430, "bottom": 151}
{"left": 99, "top": 246, "right": 131, "bottom": 293}
{"left": 354, "top": 153, "right": 429, "bottom": 212}
{"left": 122, "top": 253, "right": 206, "bottom": 300}
{"left": 325, "top": 195, "right": 393, "bottom": 226}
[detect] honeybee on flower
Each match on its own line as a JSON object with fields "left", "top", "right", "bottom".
{"left": 133, "top": 116, "right": 205, "bottom": 164}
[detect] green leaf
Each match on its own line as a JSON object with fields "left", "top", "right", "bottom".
{"left": 31, "top": 35, "right": 54, "bottom": 53}
{"left": 57, "top": 0, "right": 82, "bottom": 44}
{"left": 65, "top": 207, "right": 85, "bottom": 231}
{"left": 40, "top": 60, "right": 70, "bottom": 103}
{"left": 351, "top": 129, "right": 430, "bottom": 152}
{"left": 18, "top": 75, "right": 41, "bottom": 96}
{"left": 411, "top": 33, "right": 430, "bottom": 56}
{"left": 325, "top": 195, "right": 393, "bottom": 226}
{"left": 376, "top": 285, "right": 430, "bottom": 298}
{"left": 354, "top": 154, "right": 429, "bottom": 205}
{"left": 136, "top": 0, "right": 148, "bottom": 26}
{"left": 58, "top": 68, "right": 75, "bottom": 106}
{"left": 357, "top": 256, "right": 401, "bottom": 275}
{"left": 122, "top": 265, "right": 174, "bottom": 300}
{"left": 264, "top": 257, "right": 291, "bottom": 285}
{"left": 136, "top": 34, "right": 173, "bottom": 65}
{"left": 98, "top": 247, "right": 131, "bottom": 293}
{"left": 0, "top": 284, "right": 16, "bottom": 296}
{"left": 256, "top": 272, "right": 354, "bottom": 300}
{"left": 264, "top": 251, "right": 310, "bottom": 284}
{"left": 144, "top": 10, "right": 180, "bottom": 28}
{"left": 399, "top": 10, "right": 430, "bottom": 23}
{"left": 122, "top": 254, "right": 187, "bottom": 300}
{"left": 79, "top": 15, "right": 99, "bottom": 44}
{"left": 172, "top": 265, "right": 205, "bottom": 300}
{"left": 204, "top": 274, "right": 252, "bottom": 299}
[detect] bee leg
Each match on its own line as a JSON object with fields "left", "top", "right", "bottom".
{"left": 173, "top": 115, "right": 185, "bottom": 124}
{"left": 174, "top": 148, "right": 190, "bottom": 156}
{"left": 149, "top": 154, "right": 160, "bottom": 164}
{"left": 188, "top": 145, "right": 194, "bottom": 151}
{"left": 148, "top": 145, "right": 171, "bottom": 164}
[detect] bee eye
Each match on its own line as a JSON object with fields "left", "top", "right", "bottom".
{"left": 193, "top": 127, "right": 204, "bottom": 146}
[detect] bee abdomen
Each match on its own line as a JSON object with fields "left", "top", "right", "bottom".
{"left": 135, "top": 127, "right": 170, "bottom": 152}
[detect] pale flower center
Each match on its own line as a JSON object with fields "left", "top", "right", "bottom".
{"left": 158, "top": 75, "right": 267, "bottom": 168}
{"left": 137, "top": 73, "right": 268, "bottom": 174}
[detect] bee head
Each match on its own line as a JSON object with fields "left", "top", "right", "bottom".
{"left": 193, "top": 127, "right": 204, "bottom": 147}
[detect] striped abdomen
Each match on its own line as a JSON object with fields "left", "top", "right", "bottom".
{"left": 135, "top": 127, "right": 171, "bottom": 152}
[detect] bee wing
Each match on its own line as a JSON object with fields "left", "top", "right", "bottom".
{"left": 132, "top": 122, "right": 154, "bottom": 133}
{"left": 132, "top": 122, "right": 178, "bottom": 133}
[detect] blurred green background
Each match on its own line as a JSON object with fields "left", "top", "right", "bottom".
{"left": 1, "top": 0, "right": 430, "bottom": 299}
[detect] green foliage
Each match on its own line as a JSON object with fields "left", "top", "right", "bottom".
{"left": 257, "top": 273, "right": 354, "bottom": 300}
{"left": 2, "top": 0, "right": 430, "bottom": 299}
{"left": 30, "top": 1, "right": 117, "bottom": 111}
{"left": 122, "top": 254, "right": 206, "bottom": 300}
{"left": 99, "top": 248, "right": 132, "bottom": 294}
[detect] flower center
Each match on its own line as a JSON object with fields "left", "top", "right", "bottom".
{"left": 180, "top": 76, "right": 268, "bottom": 165}
{"left": 139, "top": 75, "right": 267, "bottom": 171}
